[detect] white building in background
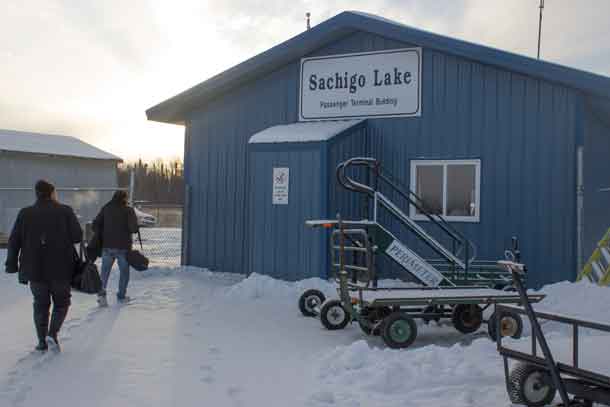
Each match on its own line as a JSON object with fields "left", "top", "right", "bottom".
{"left": 0, "top": 129, "right": 122, "bottom": 237}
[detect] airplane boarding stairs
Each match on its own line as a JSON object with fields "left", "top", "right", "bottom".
{"left": 313, "top": 157, "right": 513, "bottom": 289}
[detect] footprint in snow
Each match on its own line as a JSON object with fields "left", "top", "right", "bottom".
{"left": 227, "top": 385, "right": 243, "bottom": 397}
{"left": 208, "top": 346, "right": 221, "bottom": 355}
{"left": 199, "top": 365, "right": 215, "bottom": 384}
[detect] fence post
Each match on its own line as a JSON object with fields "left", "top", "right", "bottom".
{"left": 129, "top": 170, "right": 135, "bottom": 204}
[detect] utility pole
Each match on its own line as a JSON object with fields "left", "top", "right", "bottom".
{"left": 306, "top": 12, "right": 311, "bottom": 30}
{"left": 537, "top": 0, "right": 545, "bottom": 59}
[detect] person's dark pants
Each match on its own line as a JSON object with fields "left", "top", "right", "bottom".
{"left": 30, "top": 281, "right": 71, "bottom": 343}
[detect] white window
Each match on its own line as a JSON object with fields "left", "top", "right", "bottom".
{"left": 409, "top": 159, "right": 481, "bottom": 222}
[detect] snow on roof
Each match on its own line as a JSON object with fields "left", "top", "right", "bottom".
{"left": 248, "top": 120, "right": 365, "bottom": 144}
{"left": 0, "top": 129, "right": 122, "bottom": 161}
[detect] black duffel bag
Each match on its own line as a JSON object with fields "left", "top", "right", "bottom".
{"left": 72, "top": 243, "right": 102, "bottom": 294}
{"left": 127, "top": 231, "right": 149, "bottom": 272}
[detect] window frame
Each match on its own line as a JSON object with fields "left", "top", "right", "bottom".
{"left": 409, "top": 159, "right": 481, "bottom": 223}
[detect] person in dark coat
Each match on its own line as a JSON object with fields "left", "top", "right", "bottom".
{"left": 4, "top": 180, "right": 83, "bottom": 352}
{"left": 92, "top": 190, "right": 139, "bottom": 306}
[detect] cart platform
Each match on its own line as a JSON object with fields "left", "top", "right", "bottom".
{"left": 352, "top": 288, "right": 545, "bottom": 307}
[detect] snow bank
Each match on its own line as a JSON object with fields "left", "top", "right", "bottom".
{"left": 535, "top": 280, "right": 610, "bottom": 323}
{"left": 527, "top": 280, "right": 610, "bottom": 337}
{"left": 312, "top": 339, "right": 504, "bottom": 407}
{"left": 223, "top": 273, "right": 337, "bottom": 301}
{"left": 307, "top": 280, "right": 610, "bottom": 406}
{"left": 222, "top": 272, "right": 418, "bottom": 302}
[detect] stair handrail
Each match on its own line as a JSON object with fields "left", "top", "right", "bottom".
{"left": 336, "top": 157, "right": 477, "bottom": 268}
{"left": 376, "top": 163, "right": 478, "bottom": 263}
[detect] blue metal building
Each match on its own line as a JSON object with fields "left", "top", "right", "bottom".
{"left": 147, "top": 11, "right": 610, "bottom": 287}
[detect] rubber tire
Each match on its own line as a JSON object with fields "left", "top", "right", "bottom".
{"left": 358, "top": 307, "right": 391, "bottom": 335}
{"left": 320, "top": 300, "right": 350, "bottom": 330}
{"left": 451, "top": 304, "right": 483, "bottom": 334}
{"left": 508, "top": 363, "right": 556, "bottom": 407}
{"left": 488, "top": 310, "right": 524, "bottom": 341}
{"left": 298, "top": 289, "right": 326, "bottom": 317}
{"left": 381, "top": 312, "right": 418, "bottom": 349}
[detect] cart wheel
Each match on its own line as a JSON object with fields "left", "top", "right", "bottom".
{"left": 381, "top": 312, "right": 418, "bottom": 349}
{"left": 488, "top": 310, "right": 524, "bottom": 340}
{"left": 451, "top": 304, "right": 483, "bottom": 334}
{"left": 320, "top": 300, "right": 350, "bottom": 330}
{"left": 359, "top": 307, "right": 390, "bottom": 335}
{"left": 298, "top": 289, "right": 326, "bottom": 317}
{"left": 508, "top": 363, "right": 556, "bottom": 407}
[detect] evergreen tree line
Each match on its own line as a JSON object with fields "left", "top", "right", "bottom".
{"left": 118, "top": 159, "right": 184, "bottom": 205}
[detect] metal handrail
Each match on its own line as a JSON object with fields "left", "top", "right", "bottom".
{"left": 336, "top": 157, "right": 477, "bottom": 270}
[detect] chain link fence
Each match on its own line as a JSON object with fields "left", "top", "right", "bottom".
{"left": 0, "top": 188, "right": 183, "bottom": 267}
{"left": 133, "top": 205, "right": 182, "bottom": 268}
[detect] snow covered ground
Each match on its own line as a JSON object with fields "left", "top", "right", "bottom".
{"left": 1, "top": 248, "right": 609, "bottom": 407}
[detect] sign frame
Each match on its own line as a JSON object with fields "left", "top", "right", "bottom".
{"left": 298, "top": 48, "right": 422, "bottom": 121}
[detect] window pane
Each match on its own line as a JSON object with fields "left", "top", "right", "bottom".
{"left": 415, "top": 165, "right": 443, "bottom": 215}
{"left": 446, "top": 164, "right": 476, "bottom": 217}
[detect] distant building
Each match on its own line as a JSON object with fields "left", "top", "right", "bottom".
{"left": 147, "top": 11, "right": 610, "bottom": 287}
{"left": 0, "top": 129, "right": 122, "bottom": 237}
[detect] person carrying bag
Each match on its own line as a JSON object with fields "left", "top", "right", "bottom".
{"left": 92, "top": 191, "right": 139, "bottom": 307}
{"left": 4, "top": 180, "right": 82, "bottom": 352}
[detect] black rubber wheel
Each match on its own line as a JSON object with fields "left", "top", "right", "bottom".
{"left": 488, "top": 310, "right": 524, "bottom": 341}
{"left": 451, "top": 304, "right": 483, "bottom": 334}
{"left": 381, "top": 312, "right": 418, "bottom": 349}
{"left": 320, "top": 300, "right": 350, "bottom": 330}
{"left": 508, "top": 363, "right": 556, "bottom": 406}
{"left": 358, "top": 307, "right": 391, "bottom": 335}
{"left": 298, "top": 289, "right": 326, "bottom": 317}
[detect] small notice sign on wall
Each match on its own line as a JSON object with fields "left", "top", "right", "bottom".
{"left": 272, "top": 167, "right": 289, "bottom": 205}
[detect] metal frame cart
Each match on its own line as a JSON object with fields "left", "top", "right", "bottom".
{"left": 298, "top": 157, "right": 546, "bottom": 348}
{"left": 496, "top": 261, "right": 610, "bottom": 406}
{"left": 298, "top": 216, "right": 545, "bottom": 349}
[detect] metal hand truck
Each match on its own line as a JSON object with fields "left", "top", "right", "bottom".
{"left": 496, "top": 261, "right": 610, "bottom": 406}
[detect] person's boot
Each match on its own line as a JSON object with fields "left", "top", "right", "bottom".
{"left": 33, "top": 304, "right": 49, "bottom": 352}
{"left": 35, "top": 341, "right": 48, "bottom": 352}
{"left": 97, "top": 294, "right": 108, "bottom": 307}
{"left": 45, "top": 334, "right": 60, "bottom": 353}
{"left": 47, "top": 307, "right": 68, "bottom": 353}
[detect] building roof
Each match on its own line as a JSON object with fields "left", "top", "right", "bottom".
{"left": 147, "top": 11, "right": 610, "bottom": 125}
{"left": 249, "top": 120, "right": 365, "bottom": 144}
{"left": 0, "top": 129, "right": 122, "bottom": 161}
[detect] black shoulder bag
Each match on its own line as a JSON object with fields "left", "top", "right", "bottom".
{"left": 127, "top": 231, "right": 149, "bottom": 271}
{"left": 71, "top": 242, "right": 103, "bottom": 294}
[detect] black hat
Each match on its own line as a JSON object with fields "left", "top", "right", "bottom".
{"left": 35, "top": 180, "right": 55, "bottom": 200}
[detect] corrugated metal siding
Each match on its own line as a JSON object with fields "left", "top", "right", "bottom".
{"left": 367, "top": 50, "right": 579, "bottom": 287}
{"left": 186, "top": 61, "right": 300, "bottom": 274}
{"left": 185, "top": 29, "right": 581, "bottom": 285}
{"left": 184, "top": 31, "right": 403, "bottom": 275}
{"left": 247, "top": 143, "right": 326, "bottom": 280}
{"left": 583, "top": 107, "right": 610, "bottom": 260}
{"left": 327, "top": 125, "right": 369, "bottom": 220}
{"left": 0, "top": 152, "right": 117, "bottom": 233}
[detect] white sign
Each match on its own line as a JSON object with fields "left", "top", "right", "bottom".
{"left": 299, "top": 48, "right": 421, "bottom": 121}
{"left": 385, "top": 239, "right": 444, "bottom": 287}
{"left": 272, "top": 167, "right": 289, "bottom": 205}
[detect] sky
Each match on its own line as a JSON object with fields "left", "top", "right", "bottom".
{"left": 1, "top": 0, "right": 610, "bottom": 161}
